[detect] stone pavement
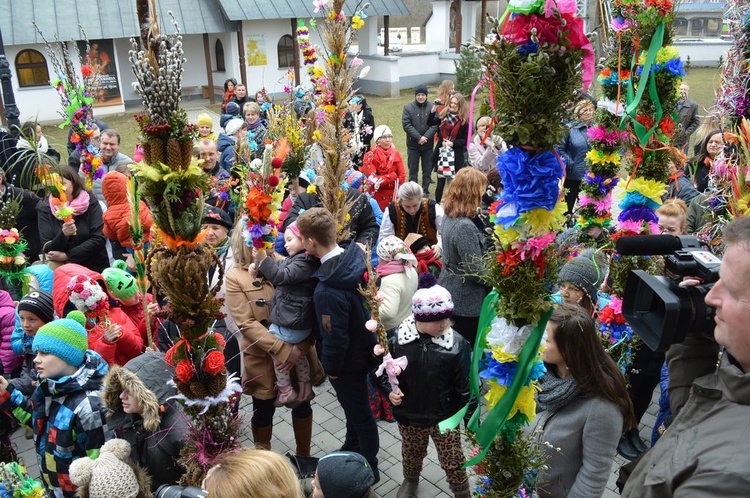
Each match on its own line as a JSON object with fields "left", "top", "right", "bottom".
{"left": 9, "top": 378, "right": 660, "bottom": 497}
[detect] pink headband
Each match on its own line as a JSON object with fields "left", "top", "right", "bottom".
{"left": 287, "top": 222, "right": 301, "bottom": 238}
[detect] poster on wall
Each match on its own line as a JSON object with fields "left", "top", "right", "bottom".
{"left": 246, "top": 34, "right": 268, "bottom": 66}
{"left": 76, "top": 39, "right": 123, "bottom": 107}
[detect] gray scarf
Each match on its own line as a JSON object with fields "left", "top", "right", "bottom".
{"left": 536, "top": 371, "right": 584, "bottom": 414}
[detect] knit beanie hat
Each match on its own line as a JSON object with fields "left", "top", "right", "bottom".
{"left": 32, "top": 311, "right": 88, "bottom": 368}
{"left": 344, "top": 169, "right": 365, "bottom": 191}
{"left": 224, "top": 117, "right": 245, "bottom": 136}
{"left": 373, "top": 125, "right": 392, "bottom": 144}
{"left": 317, "top": 451, "right": 375, "bottom": 498}
{"left": 412, "top": 273, "right": 453, "bottom": 322}
{"left": 102, "top": 260, "right": 138, "bottom": 301}
{"left": 196, "top": 113, "right": 214, "bottom": 128}
{"left": 18, "top": 290, "right": 55, "bottom": 325}
{"left": 225, "top": 101, "right": 241, "bottom": 116}
{"left": 414, "top": 84, "right": 428, "bottom": 96}
{"left": 377, "top": 235, "right": 417, "bottom": 268}
{"left": 69, "top": 439, "right": 141, "bottom": 498}
{"left": 558, "top": 250, "right": 600, "bottom": 305}
{"left": 404, "top": 232, "right": 431, "bottom": 254}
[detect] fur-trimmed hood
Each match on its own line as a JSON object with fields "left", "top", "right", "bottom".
{"left": 102, "top": 351, "right": 176, "bottom": 432}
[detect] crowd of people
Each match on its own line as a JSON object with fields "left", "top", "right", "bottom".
{"left": 0, "top": 77, "right": 747, "bottom": 498}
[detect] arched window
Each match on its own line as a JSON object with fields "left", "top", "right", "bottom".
{"left": 215, "top": 39, "right": 226, "bottom": 72}
{"left": 277, "top": 34, "right": 295, "bottom": 68}
{"left": 15, "top": 49, "right": 50, "bottom": 87}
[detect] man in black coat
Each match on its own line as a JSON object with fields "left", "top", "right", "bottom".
{"left": 402, "top": 84, "right": 439, "bottom": 196}
{"left": 675, "top": 83, "right": 700, "bottom": 152}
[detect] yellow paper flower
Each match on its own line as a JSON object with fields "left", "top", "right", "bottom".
{"left": 312, "top": 130, "right": 322, "bottom": 141}
{"left": 586, "top": 149, "right": 620, "bottom": 165}
{"left": 14, "top": 255, "right": 26, "bottom": 265}
{"left": 494, "top": 225, "right": 521, "bottom": 246}
{"left": 656, "top": 46, "right": 679, "bottom": 64}
{"left": 521, "top": 200, "right": 567, "bottom": 235}
{"left": 307, "top": 185, "right": 318, "bottom": 194}
{"left": 485, "top": 382, "right": 507, "bottom": 410}
{"left": 351, "top": 15, "right": 364, "bottom": 29}
{"left": 513, "top": 384, "right": 538, "bottom": 421}
{"left": 312, "top": 66, "right": 325, "bottom": 79}
{"left": 491, "top": 346, "right": 517, "bottom": 364}
{"left": 737, "top": 194, "right": 750, "bottom": 215}
{"left": 626, "top": 177, "right": 666, "bottom": 205}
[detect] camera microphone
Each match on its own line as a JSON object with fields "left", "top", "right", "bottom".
{"left": 615, "top": 234, "right": 700, "bottom": 256}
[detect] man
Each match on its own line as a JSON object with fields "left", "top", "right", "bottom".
{"left": 232, "top": 83, "right": 250, "bottom": 109}
{"left": 80, "top": 129, "right": 132, "bottom": 207}
{"left": 622, "top": 216, "right": 750, "bottom": 496}
{"left": 402, "top": 84, "right": 438, "bottom": 195}
{"left": 674, "top": 83, "right": 700, "bottom": 152}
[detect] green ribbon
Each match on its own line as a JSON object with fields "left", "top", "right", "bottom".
{"left": 620, "top": 23, "right": 666, "bottom": 145}
{"left": 438, "top": 290, "right": 552, "bottom": 468}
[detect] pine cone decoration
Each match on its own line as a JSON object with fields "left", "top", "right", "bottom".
{"left": 142, "top": 141, "right": 152, "bottom": 164}
{"left": 190, "top": 380, "right": 209, "bottom": 399}
{"left": 150, "top": 138, "right": 166, "bottom": 165}
{"left": 175, "top": 379, "right": 194, "bottom": 398}
{"left": 167, "top": 138, "right": 182, "bottom": 169}
{"left": 206, "top": 373, "right": 227, "bottom": 398}
{"left": 180, "top": 140, "right": 193, "bottom": 169}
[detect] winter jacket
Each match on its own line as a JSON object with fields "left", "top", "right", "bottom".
{"left": 386, "top": 317, "right": 470, "bottom": 427}
{"left": 224, "top": 266, "right": 324, "bottom": 400}
{"left": 1, "top": 350, "right": 109, "bottom": 498}
{"left": 438, "top": 216, "right": 490, "bottom": 318}
{"left": 534, "top": 392, "right": 623, "bottom": 498}
{"left": 664, "top": 171, "right": 701, "bottom": 205}
{"left": 378, "top": 272, "right": 418, "bottom": 332}
{"left": 468, "top": 133, "right": 506, "bottom": 174}
{"left": 675, "top": 98, "right": 700, "bottom": 149}
{"left": 684, "top": 157, "right": 711, "bottom": 193}
{"left": 686, "top": 193, "right": 707, "bottom": 234}
{"left": 52, "top": 264, "right": 143, "bottom": 365}
{"left": 428, "top": 111, "right": 470, "bottom": 172}
{"left": 313, "top": 242, "right": 376, "bottom": 377}
{"left": 258, "top": 252, "right": 320, "bottom": 331}
{"left": 101, "top": 171, "right": 153, "bottom": 250}
{"left": 622, "top": 352, "right": 750, "bottom": 497}
{"left": 558, "top": 120, "right": 591, "bottom": 181}
{"left": 217, "top": 133, "right": 236, "bottom": 172}
{"left": 361, "top": 146, "right": 406, "bottom": 211}
{"left": 1, "top": 183, "right": 42, "bottom": 264}
{"left": 0, "top": 290, "right": 20, "bottom": 374}
{"left": 102, "top": 352, "right": 187, "bottom": 490}
{"left": 120, "top": 293, "right": 157, "bottom": 347}
{"left": 402, "top": 99, "right": 438, "bottom": 151}
{"left": 37, "top": 192, "right": 109, "bottom": 274}
{"left": 283, "top": 190, "right": 380, "bottom": 247}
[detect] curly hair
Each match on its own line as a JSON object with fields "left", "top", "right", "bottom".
{"left": 443, "top": 168, "right": 487, "bottom": 218}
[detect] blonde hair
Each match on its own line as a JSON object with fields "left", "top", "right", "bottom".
{"left": 443, "top": 168, "right": 488, "bottom": 218}
{"left": 476, "top": 116, "right": 492, "bottom": 129}
{"left": 205, "top": 449, "right": 303, "bottom": 498}
{"left": 231, "top": 219, "right": 254, "bottom": 269}
{"left": 573, "top": 99, "right": 595, "bottom": 120}
{"left": 243, "top": 102, "right": 261, "bottom": 116}
{"left": 656, "top": 198, "right": 688, "bottom": 232}
{"left": 692, "top": 114, "right": 721, "bottom": 152}
{"left": 437, "top": 79, "right": 454, "bottom": 102}
{"left": 440, "top": 92, "right": 469, "bottom": 125}
{"left": 305, "top": 108, "right": 318, "bottom": 146}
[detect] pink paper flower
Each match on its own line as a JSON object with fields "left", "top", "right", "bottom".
{"left": 544, "top": 0, "right": 578, "bottom": 17}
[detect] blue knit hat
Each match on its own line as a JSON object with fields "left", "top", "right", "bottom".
{"left": 32, "top": 311, "right": 89, "bottom": 367}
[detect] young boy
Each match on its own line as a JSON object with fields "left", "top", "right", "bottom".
{"left": 0, "top": 311, "right": 109, "bottom": 498}
{"left": 295, "top": 207, "right": 380, "bottom": 481}
{"left": 11, "top": 291, "right": 55, "bottom": 396}
{"left": 387, "top": 273, "right": 471, "bottom": 498}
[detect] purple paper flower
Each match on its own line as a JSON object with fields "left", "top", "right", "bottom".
{"left": 618, "top": 206, "right": 658, "bottom": 224}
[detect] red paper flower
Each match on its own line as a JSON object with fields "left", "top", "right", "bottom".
{"left": 165, "top": 345, "right": 176, "bottom": 367}
{"left": 175, "top": 359, "right": 195, "bottom": 383}
{"left": 503, "top": 14, "right": 562, "bottom": 46}
{"left": 81, "top": 65, "right": 93, "bottom": 77}
{"left": 213, "top": 333, "right": 226, "bottom": 350}
{"left": 203, "top": 350, "right": 226, "bottom": 375}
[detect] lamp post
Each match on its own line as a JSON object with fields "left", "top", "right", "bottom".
{"left": 0, "top": 26, "right": 20, "bottom": 130}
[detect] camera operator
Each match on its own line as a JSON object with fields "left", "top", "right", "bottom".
{"left": 622, "top": 216, "right": 750, "bottom": 496}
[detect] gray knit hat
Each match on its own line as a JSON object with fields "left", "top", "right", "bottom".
{"left": 557, "top": 250, "right": 601, "bottom": 305}
{"left": 317, "top": 451, "right": 374, "bottom": 498}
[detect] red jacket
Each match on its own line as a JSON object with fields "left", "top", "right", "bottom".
{"left": 120, "top": 293, "right": 159, "bottom": 348}
{"left": 52, "top": 264, "right": 143, "bottom": 365}
{"left": 101, "top": 171, "right": 153, "bottom": 249}
{"left": 361, "top": 145, "right": 405, "bottom": 211}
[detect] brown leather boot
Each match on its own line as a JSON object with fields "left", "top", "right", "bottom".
{"left": 251, "top": 424, "right": 273, "bottom": 450}
{"left": 292, "top": 415, "right": 313, "bottom": 457}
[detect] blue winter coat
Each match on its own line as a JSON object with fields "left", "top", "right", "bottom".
{"left": 558, "top": 121, "right": 591, "bottom": 181}
{"left": 312, "top": 242, "right": 376, "bottom": 377}
{"left": 217, "top": 133, "right": 236, "bottom": 172}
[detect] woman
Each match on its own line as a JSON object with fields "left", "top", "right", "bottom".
{"left": 437, "top": 168, "right": 489, "bottom": 347}
{"left": 343, "top": 95, "right": 375, "bottom": 169}
{"left": 555, "top": 249, "right": 603, "bottom": 316}
{"left": 535, "top": 303, "right": 635, "bottom": 498}
{"left": 221, "top": 78, "right": 237, "bottom": 113}
{"left": 379, "top": 182, "right": 443, "bottom": 253}
{"left": 685, "top": 130, "right": 725, "bottom": 192}
{"left": 224, "top": 227, "right": 324, "bottom": 456}
{"left": 361, "top": 125, "right": 405, "bottom": 211}
{"left": 243, "top": 102, "right": 268, "bottom": 159}
{"left": 37, "top": 165, "right": 108, "bottom": 273}
{"left": 203, "top": 448, "right": 303, "bottom": 498}
{"left": 429, "top": 92, "right": 470, "bottom": 203}
{"left": 558, "top": 99, "right": 595, "bottom": 215}
{"left": 468, "top": 116, "right": 506, "bottom": 174}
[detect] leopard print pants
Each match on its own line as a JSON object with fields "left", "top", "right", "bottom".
{"left": 398, "top": 423, "right": 468, "bottom": 485}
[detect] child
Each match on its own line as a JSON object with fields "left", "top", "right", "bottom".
{"left": 387, "top": 273, "right": 471, "bottom": 498}
{"left": 196, "top": 113, "right": 217, "bottom": 142}
{"left": 312, "top": 451, "right": 377, "bottom": 498}
{"left": 375, "top": 236, "right": 417, "bottom": 335}
{"left": 0, "top": 290, "right": 19, "bottom": 378}
{"left": 361, "top": 125, "right": 406, "bottom": 211}
{"left": 404, "top": 232, "right": 443, "bottom": 277}
{"left": 101, "top": 171, "right": 154, "bottom": 262}
{"left": 0, "top": 311, "right": 109, "bottom": 497}
{"left": 296, "top": 208, "right": 380, "bottom": 481}
{"left": 252, "top": 222, "right": 320, "bottom": 406}
{"left": 11, "top": 291, "right": 55, "bottom": 396}
{"left": 102, "top": 261, "right": 158, "bottom": 347}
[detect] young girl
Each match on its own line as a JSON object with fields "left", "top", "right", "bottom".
{"left": 387, "top": 273, "right": 471, "bottom": 498}
{"left": 252, "top": 223, "right": 320, "bottom": 406}
{"left": 196, "top": 113, "right": 217, "bottom": 142}
{"left": 221, "top": 78, "right": 237, "bottom": 113}
{"left": 429, "top": 92, "right": 470, "bottom": 203}
{"left": 0, "top": 312, "right": 109, "bottom": 497}
{"left": 535, "top": 303, "right": 635, "bottom": 497}
{"left": 361, "top": 125, "right": 406, "bottom": 211}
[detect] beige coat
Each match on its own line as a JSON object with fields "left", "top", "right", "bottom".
{"left": 225, "top": 265, "right": 324, "bottom": 400}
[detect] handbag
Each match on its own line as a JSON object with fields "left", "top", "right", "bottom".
{"left": 286, "top": 452, "right": 319, "bottom": 479}
{"left": 32, "top": 241, "right": 63, "bottom": 272}
{"left": 437, "top": 146, "right": 455, "bottom": 178}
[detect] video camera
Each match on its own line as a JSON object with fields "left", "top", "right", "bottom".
{"left": 155, "top": 485, "right": 207, "bottom": 498}
{"left": 618, "top": 235, "right": 721, "bottom": 352}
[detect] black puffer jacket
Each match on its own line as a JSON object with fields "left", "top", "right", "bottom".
{"left": 102, "top": 351, "right": 188, "bottom": 490}
{"left": 258, "top": 252, "right": 320, "bottom": 330}
{"left": 386, "top": 316, "right": 471, "bottom": 427}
